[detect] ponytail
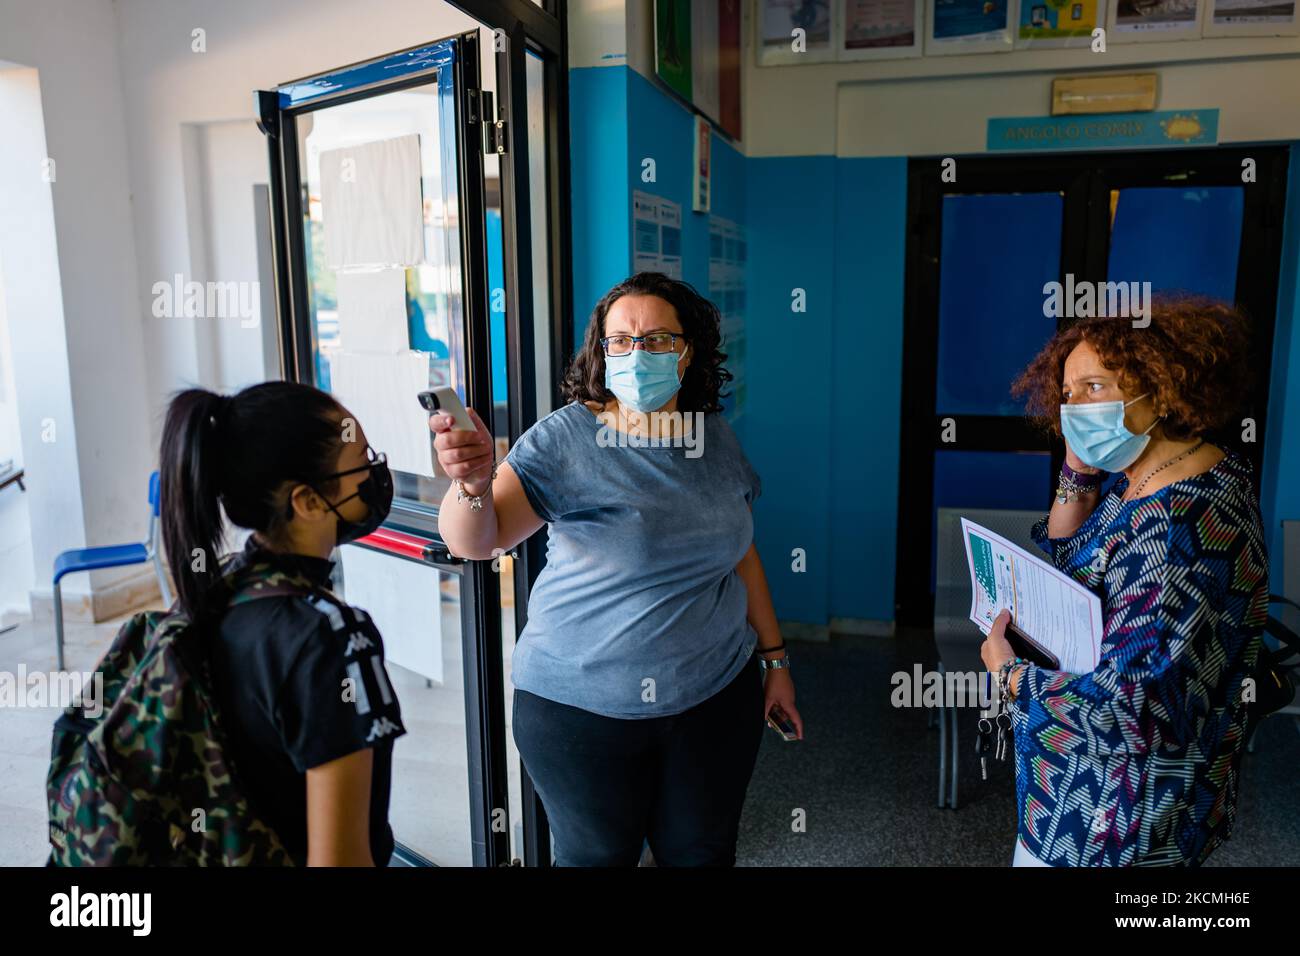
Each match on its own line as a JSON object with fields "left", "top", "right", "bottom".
{"left": 159, "top": 382, "right": 347, "bottom": 620}
{"left": 160, "top": 389, "right": 229, "bottom": 620}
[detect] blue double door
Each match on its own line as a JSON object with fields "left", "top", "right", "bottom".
{"left": 896, "top": 146, "right": 1290, "bottom": 626}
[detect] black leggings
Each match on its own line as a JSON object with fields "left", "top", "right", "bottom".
{"left": 513, "top": 651, "right": 765, "bottom": 866}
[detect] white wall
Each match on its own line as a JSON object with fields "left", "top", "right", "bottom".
{"left": 183, "top": 120, "right": 278, "bottom": 392}
{"left": 570, "top": 0, "right": 630, "bottom": 69}
{"left": 0, "top": 241, "right": 35, "bottom": 618}
{"left": 0, "top": 0, "right": 506, "bottom": 613}
{"left": 0, "top": 1, "right": 155, "bottom": 607}
{"left": 0, "top": 63, "right": 92, "bottom": 607}
{"left": 110, "top": 0, "right": 495, "bottom": 444}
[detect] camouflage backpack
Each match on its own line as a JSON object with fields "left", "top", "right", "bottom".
{"left": 47, "top": 562, "right": 320, "bottom": 866}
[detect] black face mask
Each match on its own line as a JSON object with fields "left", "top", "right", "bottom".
{"left": 308, "top": 447, "right": 394, "bottom": 546}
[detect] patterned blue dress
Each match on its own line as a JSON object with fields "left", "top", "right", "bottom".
{"left": 1007, "top": 451, "right": 1269, "bottom": 866}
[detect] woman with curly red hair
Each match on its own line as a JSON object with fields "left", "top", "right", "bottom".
{"left": 979, "top": 296, "right": 1269, "bottom": 867}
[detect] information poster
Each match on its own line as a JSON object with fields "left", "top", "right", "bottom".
{"left": 654, "top": 0, "right": 692, "bottom": 102}
{"left": 654, "top": 0, "right": 742, "bottom": 139}
{"left": 709, "top": 215, "right": 748, "bottom": 421}
{"left": 759, "top": 0, "right": 834, "bottom": 64}
{"left": 1108, "top": 0, "right": 1203, "bottom": 40}
{"left": 1016, "top": 0, "right": 1105, "bottom": 45}
{"left": 1203, "top": 0, "right": 1298, "bottom": 34}
{"left": 926, "top": 0, "right": 1014, "bottom": 54}
{"left": 632, "top": 190, "right": 683, "bottom": 280}
{"left": 841, "top": 0, "right": 924, "bottom": 57}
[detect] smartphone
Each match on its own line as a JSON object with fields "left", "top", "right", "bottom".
{"left": 766, "top": 705, "right": 799, "bottom": 742}
{"left": 418, "top": 388, "right": 475, "bottom": 432}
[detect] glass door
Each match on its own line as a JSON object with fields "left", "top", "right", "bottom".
{"left": 898, "top": 147, "right": 1290, "bottom": 626}
{"left": 257, "top": 30, "right": 501, "bottom": 866}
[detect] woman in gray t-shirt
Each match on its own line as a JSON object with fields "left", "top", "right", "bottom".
{"left": 432, "top": 272, "right": 801, "bottom": 866}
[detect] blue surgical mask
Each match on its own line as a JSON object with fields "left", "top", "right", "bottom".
{"left": 604, "top": 346, "right": 686, "bottom": 413}
{"left": 1059, "top": 392, "right": 1160, "bottom": 472}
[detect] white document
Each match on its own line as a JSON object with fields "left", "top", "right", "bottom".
{"left": 328, "top": 350, "right": 434, "bottom": 477}
{"left": 336, "top": 267, "right": 409, "bottom": 353}
{"left": 340, "top": 544, "right": 442, "bottom": 683}
{"left": 961, "top": 518, "right": 1102, "bottom": 675}
{"left": 320, "top": 133, "right": 425, "bottom": 268}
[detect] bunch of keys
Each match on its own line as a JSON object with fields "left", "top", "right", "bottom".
{"left": 975, "top": 672, "right": 1013, "bottom": 780}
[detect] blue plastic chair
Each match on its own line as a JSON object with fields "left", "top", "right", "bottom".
{"left": 52, "top": 470, "right": 172, "bottom": 670}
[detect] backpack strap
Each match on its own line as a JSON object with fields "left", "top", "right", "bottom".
{"left": 225, "top": 562, "right": 324, "bottom": 608}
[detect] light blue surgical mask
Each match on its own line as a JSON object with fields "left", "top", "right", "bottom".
{"left": 604, "top": 346, "right": 687, "bottom": 413}
{"left": 1059, "top": 392, "right": 1161, "bottom": 472}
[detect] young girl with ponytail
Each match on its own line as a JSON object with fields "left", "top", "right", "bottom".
{"left": 158, "top": 381, "right": 406, "bottom": 866}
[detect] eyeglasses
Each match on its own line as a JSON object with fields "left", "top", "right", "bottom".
{"left": 600, "top": 333, "right": 683, "bottom": 356}
{"left": 285, "top": 445, "right": 387, "bottom": 519}
{"left": 321, "top": 444, "right": 386, "bottom": 482}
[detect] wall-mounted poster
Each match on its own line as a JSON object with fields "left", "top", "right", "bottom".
{"left": 709, "top": 215, "right": 747, "bottom": 421}
{"left": 632, "top": 190, "right": 684, "bottom": 279}
{"left": 839, "top": 0, "right": 925, "bottom": 58}
{"left": 693, "top": 116, "right": 712, "bottom": 213}
{"left": 1107, "top": 0, "right": 1204, "bottom": 41}
{"left": 925, "top": 0, "right": 1014, "bottom": 54}
{"left": 1016, "top": 0, "right": 1107, "bottom": 46}
{"left": 1202, "top": 0, "right": 1298, "bottom": 34}
{"left": 759, "top": 0, "right": 835, "bottom": 65}
{"left": 655, "top": 0, "right": 692, "bottom": 101}
{"left": 654, "top": 0, "right": 743, "bottom": 141}
{"left": 718, "top": 0, "right": 742, "bottom": 138}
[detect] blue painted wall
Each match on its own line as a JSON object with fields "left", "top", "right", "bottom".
{"left": 830, "top": 158, "right": 907, "bottom": 621}
{"left": 746, "top": 156, "right": 837, "bottom": 624}
{"left": 568, "top": 65, "right": 1300, "bottom": 622}
{"left": 744, "top": 156, "right": 907, "bottom": 624}
{"left": 568, "top": 66, "right": 630, "bottom": 341}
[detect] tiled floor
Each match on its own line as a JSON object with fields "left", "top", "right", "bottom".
{"left": 5, "top": 613, "right": 1295, "bottom": 867}
{"left": 0, "top": 611, "right": 125, "bottom": 867}
{"left": 0, "top": 592, "right": 523, "bottom": 867}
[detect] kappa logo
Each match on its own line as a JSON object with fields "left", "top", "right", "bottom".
{"left": 344, "top": 633, "right": 375, "bottom": 655}
{"left": 366, "top": 716, "right": 402, "bottom": 742}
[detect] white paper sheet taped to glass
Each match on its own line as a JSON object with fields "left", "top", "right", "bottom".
{"left": 961, "top": 517, "right": 1102, "bottom": 674}
{"left": 328, "top": 350, "right": 434, "bottom": 478}
{"left": 335, "top": 267, "right": 410, "bottom": 353}
{"left": 320, "top": 133, "right": 425, "bottom": 269}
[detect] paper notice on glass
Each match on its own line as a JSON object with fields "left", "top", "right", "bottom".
{"left": 320, "top": 133, "right": 425, "bottom": 268}
{"left": 328, "top": 350, "right": 433, "bottom": 477}
{"left": 336, "top": 268, "right": 409, "bottom": 353}
{"left": 961, "top": 517, "right": 1102, "bottom": 674}
{"left": 340, "top": 543, "right": 442, "bottom": 683}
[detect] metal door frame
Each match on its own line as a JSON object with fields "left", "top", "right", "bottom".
{"left": 255, "top": 0, "right": 571, "bottom": 867}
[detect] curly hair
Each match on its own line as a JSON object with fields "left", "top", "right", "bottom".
{"left": 1011, "top": 295, "right": 1252, "bottom": 442}
{"left": 561, "top": 272, "right": 732, "bottom": 414}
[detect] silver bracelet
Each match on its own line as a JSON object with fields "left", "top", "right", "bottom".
{"left": 455, "top": 460, "right": 499, "bottom": 511}
{"left": 759, "top": 655, "right": 790, "bottom": 671}
{"left": 1055, "top": 472, "right": 1101, "bottom": 504}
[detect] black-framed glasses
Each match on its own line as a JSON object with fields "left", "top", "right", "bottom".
{"left": 321, "top": 444, "right": 387, "bottom": 482}
{"left": 285, "top": 445, "right": 388, "bottom": 520}
{"left": 600, "top": 332, "right": 683, "bottom": 356}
